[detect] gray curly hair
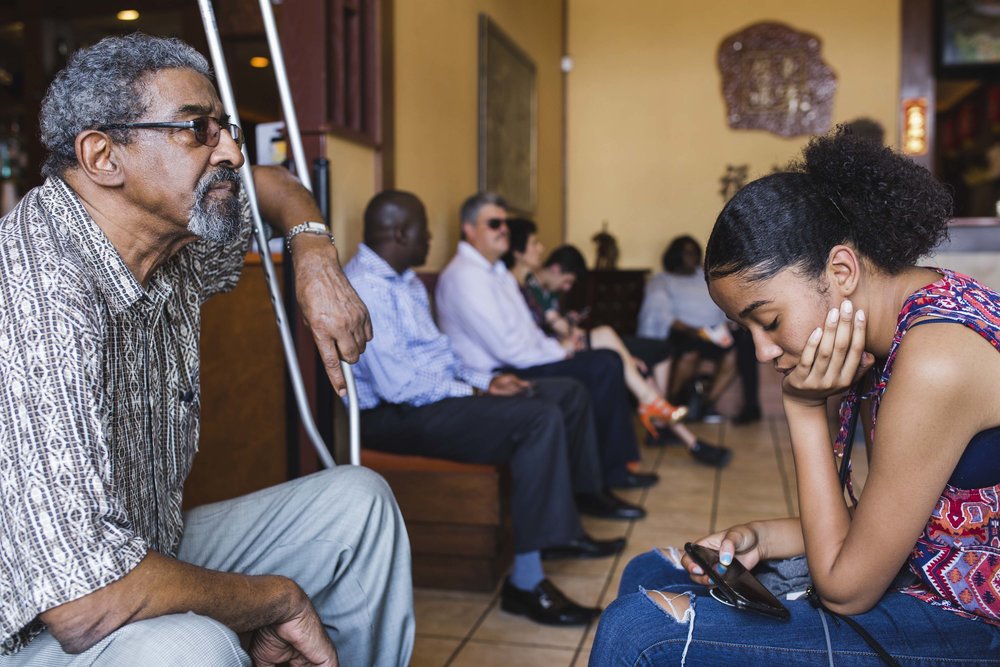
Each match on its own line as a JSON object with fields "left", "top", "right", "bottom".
{"left": 40, "top": 33, "right": 212, "bottom": 178}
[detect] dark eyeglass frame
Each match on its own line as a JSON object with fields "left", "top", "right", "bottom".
{"left": 97, "top": 116, "right": 244, "bottom": 148}
{"left": 486, "top": 217, "right": 507, "bottom": 230}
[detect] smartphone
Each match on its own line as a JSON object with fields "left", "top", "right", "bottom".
{"left": 684, "top": 542, "right": 790, "bottom": 620}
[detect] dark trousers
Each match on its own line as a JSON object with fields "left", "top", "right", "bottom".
{"left": 360, "top": 378, "right": 600, "bottom": 554}
{"left": 514, "top": 349, "right": 640, "bottom": 486}
{"left": 733, "top": 327, "right": 760, "bottom": 410}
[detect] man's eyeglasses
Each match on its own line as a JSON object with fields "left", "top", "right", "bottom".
{"left": 97, "top": 116, "right": 244, "bottom": 148}
{"left": 486, "top": 218, "right": 507, "bottom": 230}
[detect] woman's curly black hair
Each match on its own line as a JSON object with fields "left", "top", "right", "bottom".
{"left": 704, "top": 127, "right": 953, "bottom": 282}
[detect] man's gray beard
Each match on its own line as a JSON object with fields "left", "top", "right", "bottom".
{"left": 187, "top": 169, "right": 243, "bottom": 243}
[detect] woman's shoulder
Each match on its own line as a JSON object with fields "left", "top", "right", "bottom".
{"left": 892, "top": 320, "right": 1000, "bottom": 428}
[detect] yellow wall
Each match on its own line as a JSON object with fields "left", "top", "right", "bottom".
{"left": 566, "top": 0, "right": 901, "bottom": 270}
{"left": 393, "top": 0, "right": 565, "bottom": 270}
{"left": 325, "top": 136, "right": 377, "bottom": 257}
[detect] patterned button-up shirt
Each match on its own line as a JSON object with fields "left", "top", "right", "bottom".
{"left": 344, "top": 243, "right": 494, "bottom": 409}
{"left": 0, "top": 178, "right": 250, "bottom": 654}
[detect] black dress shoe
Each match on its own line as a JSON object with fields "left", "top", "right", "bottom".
{"left": 608, "top": 471, "right": 660, "bottom": 489}
{"left": 575, "top": 491, "right": 646, "bottom": 520}
{"left": 689, "top": 439, "right": 732, "bottom": 467}
{"left": 500, "top": 578, "right": 601, "bottom": 625}
{"left": 732, "top": 405, "right": 762, "bottom": 425}
{"left": 541, "top": 533, "right": 626, "bottom": 560}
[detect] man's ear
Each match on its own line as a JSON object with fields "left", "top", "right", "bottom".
{"left": 826, "top": 244, "right": 861, "bottom": 297}
{"left": 74, "top": 130, "right": 125, "bottom": 187}
{"left": 391, "top": 222, "right": 409, "bottom": 245}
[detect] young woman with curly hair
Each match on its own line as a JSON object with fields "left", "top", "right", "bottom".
{"left": 590, "top": 129, "right": 1000, "bottom": 664}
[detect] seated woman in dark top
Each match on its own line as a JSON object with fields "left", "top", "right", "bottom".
{"left": 590, "top": 129, "right": 1000, "bottom": 665}
{"left": 503, "top": 220, "right": 732, "bottom": 468}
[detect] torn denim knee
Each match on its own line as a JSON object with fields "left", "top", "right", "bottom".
{"left": 641, "top": 586, "right": 696, "bottom": 666}
{"left": 655, "top": 545, "right": 686, "bottom": 569}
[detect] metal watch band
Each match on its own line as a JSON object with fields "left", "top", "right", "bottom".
{"left": 286, "top": 221, "right": 335, "bottom": 250}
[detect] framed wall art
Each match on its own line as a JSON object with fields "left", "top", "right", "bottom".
{"left": 478, "top": 14, "right": 537, "bottom": 213}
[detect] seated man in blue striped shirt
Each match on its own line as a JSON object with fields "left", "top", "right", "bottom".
{"left": 345, "top": 190, "right": 638, "bottom": 626}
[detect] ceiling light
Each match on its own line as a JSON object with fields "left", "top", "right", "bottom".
{"left": 249, "top": 56, "right": 270, "bottom": 69}
{"left": 116, "top": 10, "right": 140, "bottom": 21}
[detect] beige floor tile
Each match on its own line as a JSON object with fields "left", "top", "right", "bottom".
{"left": 548, "top": 573, "right": 609, "bottom": 606}
{"left": 632, "top": 507, "right": 712, "bottom": 534}
{"left": 414, "top": 590, "right": 494, "bottom": 639}
{"left": 580, "top": 516, "right": 634, "bottom": 539}
{"left": 414, "top": 587, "right": 494, "bottom": 603}
{"left": 544, "top": 552, "right": 617, "bottom": 577}
{"left": 450, "top": 641, "right": 577, "bottom": 667}
{"left": 409, "top": 636, "right": 461, "bottom": 667}
{"left": 471, "top": 574, "right": 604, "bottom": 648}
{"left": 470, "top": 606, "right": 588, "bottom": 649}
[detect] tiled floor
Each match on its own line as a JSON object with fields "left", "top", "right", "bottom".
{"left": 410, "top": 411, "right": 870, "bottom": 667}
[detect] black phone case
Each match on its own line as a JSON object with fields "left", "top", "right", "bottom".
{"left": 684, "top": 543, "right": 790, "bottom": 620}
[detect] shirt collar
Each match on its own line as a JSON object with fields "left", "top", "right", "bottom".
{"left": 457, "top": 240, "right": 506, "bottom": 275}
{"left": 355, "top": 243, "right": 417, "bottom": 283}
{"left": 41, "top": 177, "right": 147, "bottom": 316}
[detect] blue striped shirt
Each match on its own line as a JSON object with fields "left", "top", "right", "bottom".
{"left": 344, "top": 244, "right": 495, "bottom": 409}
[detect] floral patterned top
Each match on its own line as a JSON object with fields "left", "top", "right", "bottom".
{"left": 835, "top": 268, "right": 1000, "bottom": 626}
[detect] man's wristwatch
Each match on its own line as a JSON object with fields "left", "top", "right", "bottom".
{"left": 286, "top": 221, "right": 335, "bottom": 251}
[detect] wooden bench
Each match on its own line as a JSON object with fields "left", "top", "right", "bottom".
{"left": 361, "top": 449, "right": 512, "bottom": 591}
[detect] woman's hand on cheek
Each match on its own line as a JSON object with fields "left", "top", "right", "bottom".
{"left": 782, "top": 299, "right": 875, "bottom": 407}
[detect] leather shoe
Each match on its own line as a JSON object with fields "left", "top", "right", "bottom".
{"left": 501, "top": 578, "right": 601, "bottom": 625}
{"left": 575, "top": 491, "right": 646, "bottom": 520}
{"left": 541, "top": 533, "right": 626, "bottom": 560}
{"left": 732, "top": 405, "right": 762, "bottom": 425}
{"left": 608, "top": 471, "right": 660, "bottom": 489}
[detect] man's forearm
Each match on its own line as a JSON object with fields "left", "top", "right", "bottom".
{"left": 251, "top": 165, "right": 325, "bottom": 236}
{"left": 41, "top": 550, "right": 303, "bottom": 654}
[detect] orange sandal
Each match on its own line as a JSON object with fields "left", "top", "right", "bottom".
{"left": 637, "top": 397, "right": 688, "bottom": 437}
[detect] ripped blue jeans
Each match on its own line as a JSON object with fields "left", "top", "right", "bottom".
{"left": 590, "top": 549, "right": 1000, "bottom": 666}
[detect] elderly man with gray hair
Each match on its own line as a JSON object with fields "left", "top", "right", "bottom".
{"left": 0, "top": 34, "right": 413, "bottom": 666}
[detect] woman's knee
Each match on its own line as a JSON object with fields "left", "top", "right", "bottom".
{"left": 618, "top": 548, "right": 687, "bottom": 596}
{"left": 102, "top": 613, "right": 248, "bottom": 666}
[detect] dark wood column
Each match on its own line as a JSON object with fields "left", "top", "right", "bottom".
{"left": 900, "top": 0, "right": 935, "bottom": 171}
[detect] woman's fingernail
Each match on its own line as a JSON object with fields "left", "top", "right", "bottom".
{"left": 720, "top": 552, "right": 733, "bottom": 566}
{"left": 857, "top": 309, "right": 865, "bottom": 322}
{"left": 715, "top": 563, "right": 728, "bottom": 575}
{"left": 692, "top": 565, "right": 703, "bottom": 575}
{"left": 810, "top": 327, "right": 822, "bottom": 342}
{"left": 843, "top": 299, "right": 853, "bottom": 314}
{"left": 827, "top": 308, "right": 838, "bottom": 324}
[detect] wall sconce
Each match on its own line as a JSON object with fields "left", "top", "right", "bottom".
{"left": 902, "top": 98, "right": 928, "bottom": 156}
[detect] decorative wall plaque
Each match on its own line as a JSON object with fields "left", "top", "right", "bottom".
{"left": 718, "top": 22, "right": 837, "bottom": 138}
{"left": 479, "top": 14, "right": 537, "bottom": 213}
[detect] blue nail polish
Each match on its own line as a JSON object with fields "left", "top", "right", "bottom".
{"left": 715, "top": 563, "right": 728, "bottom": 575}
{"left": 720, "top": 552, "right": 733, "bottom": 566}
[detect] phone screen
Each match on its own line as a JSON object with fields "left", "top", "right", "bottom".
{"left": 684, "top": 543, "right": 789, "bottom": 620}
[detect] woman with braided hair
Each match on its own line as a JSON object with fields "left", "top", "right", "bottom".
{"left": 591, "top": 129, "right": 1000, "bottom": 664}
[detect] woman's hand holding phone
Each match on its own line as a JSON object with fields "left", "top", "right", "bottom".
{"left": 680, "top": 523, "right": 764, "bottom": 586}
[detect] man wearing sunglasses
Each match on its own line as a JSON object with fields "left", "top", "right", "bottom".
{"left": 436, "top": 193, "right": 654, "bottom": 499}
{"left": 0, "top": 34, "right": 412, "bottom": 667}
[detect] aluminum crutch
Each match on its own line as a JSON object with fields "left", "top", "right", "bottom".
{"left": 197, "top": 0, "right": 358, "bottom": 468}
{"left": 255, "top": 0, "right": 362, "bottom": 469}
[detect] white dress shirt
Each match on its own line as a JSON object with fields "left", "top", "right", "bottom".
{"left": 637, "top": 268, "right": 728, "bottom": 339}
{"left": 436, "top": 241, "right": 567, "bottom": 372}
